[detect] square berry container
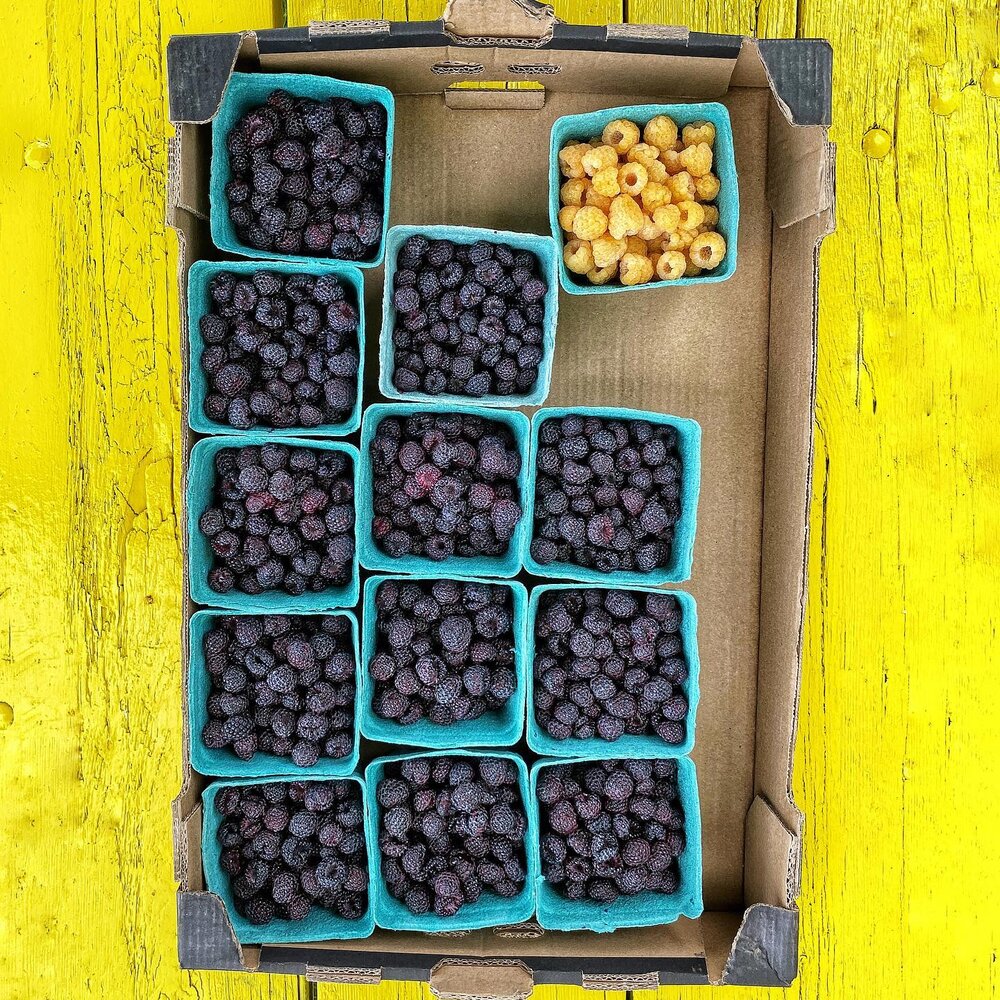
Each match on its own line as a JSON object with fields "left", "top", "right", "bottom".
{"left": 359, "top": 574, "right": 529, "bottom": 750}
{"left": 357, "top": 402, "right": 531, "bottom": 578}
{"left": 210, "top": 71, "right": 395, "bottom": 268}
{"left": 201, "top": 775, "right": 376, "bottom": 943}
{"left": 522, "top": 407, "right": 702, "bottom": 585}
{"left": 378, "top": 224, "right": 560, "bottom": 407}
{"left": 529, "top": 755, "right": 703, "bottom": 932}
{"left": 187, "top": 259, "right": 366, "bottom": 437}
{"left": 548, "top": 103, "right": 739, "bottom": 295}
{"left": 188, "top": 609, "right": 361, "bottom": 779}
{"left": 364, "top": 750, "right": 538, "bottom": 931}
{"left": 187, "top": 435, "right": 361, "bottom": 611}
{"left": 525, "top": 584, "right": 700, "bottom": 759}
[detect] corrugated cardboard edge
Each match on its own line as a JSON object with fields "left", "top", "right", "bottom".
{"left": 167, "top": 32, "right": 249, "bottom": 124}
{"left": 177, "top": 892, "right": 254, "bottom": 972}
{"left": 429, "top": 958, "right": 534, "bottom": 1000}
{"left": 721, "top": 904, "right": 798, "bottom": 986}
{"left": 443, "top": 0, "right": 556, "bottom": 47}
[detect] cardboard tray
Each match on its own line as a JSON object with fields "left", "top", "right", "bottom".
{"left": 167, "top": 0, "right": 835, "bottom": 989}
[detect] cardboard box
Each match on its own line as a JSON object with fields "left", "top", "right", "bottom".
{"left": 168, "top": 0, "right": 834, "bottom": 988}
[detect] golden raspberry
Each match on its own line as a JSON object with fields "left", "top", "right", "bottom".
{"left": 663, "top": 228, "right": 693, "bottom": 251}
{"left": 572, "top": 205, "right": 609, "bottom": 241}
{"left": 667, "top": 172, "right": 697, "bottom": 203}
{"left": 702, "top": 204, "right": 720, "bottom": 226}
{"left": 643, "top": 115, "right": 678, "bottom": 151}
{"left": 676, "top": 201, "right": 705, "bottom": 230}
{"left": 619, "top": 252, "right": 654, "bottom": 286}
{"left": 558, "top": 205, "right": 580, "bottom": 233}
{"left": 584, "top": 187, "right": 613, "bottom": 212}
{"left": 661, "top": 149, "right": 684, "bottom": 175}
{"left": 682, "top": 121, "right": 716, "bottom": 147}
{"left": 640, "top": 181, "right": 671, "bottom": 213}
{"left": 592, "top": 166, "right": 621, "bottom": 198}
{"left": 560, "top": 177, "right": 590, "bottom": 207}
{"left": 627, "top": 143, "right": 660, "bottom": 168}
{"left": 683, "top": 256, "right": 703, "bottom": 277}
{"left": 689, "top": 231, "right": 727, "bottom": 269}
{"left": 587, "top": 136, "right": 603, "bottom": 147}
{"left": 648, "top": 250, "right": 661, "bottom": 273}
{"left": 655, "top": 251, "right": 686, "bottom": 281}
{"left": 625, "top": 235, "right": 647, "bottom": 256}
{"left": 591, "top": 234, "right": 627, "bottom": 269}
{"left": 652, "top": 204, "right": 681, "bottom": 233}
{"left": 559, "top": 142, "right": 592, "bottom": 179}
{"left": 638, "top": 214, "right": 662, "bottom": 242}
{"left": 694, "top": 173, "right": 721, "bottom": 202}
{"left": 646, "top": 159, "right": 668, "bottom": 184}
{"left": 582, "top": 144, "right": 619, "bottom": 176}
{"left": 587, "top": 264, "right": 618, "bottom": 285}
{"left": 679, "top": 142, "right": 713, "bottom": 177}
{"left": 607, "top": 194, "right": 644, "bottom": 240}
{"left": 617, "top": 162, "right": 648, "bottom": 196}
{"left": 601, "top": 118, "right": 640, "bottom": 154}
{"left": 563, "top": 239, "right": 594, "bottom": 275}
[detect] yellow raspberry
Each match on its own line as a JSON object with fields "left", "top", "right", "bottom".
{"left": 640, "top": 181, "right": 671, "bottom": 213}
{"left": 689, "top": 231, "right": 727, "bottom": 269}
{"left": 679, "top": 141, "right": 713, "bottom": 177}
{"left": 607, "top": 194, "right": 644, "bottom": 240}
{"left": 643, "top": 115, "right": 678, "bottom": 151}
{"left": 558, "top": 205, "right": 580, "bottom": 233}
{"left": 694, "top": 173, "right": 720, "bottom": 202}
{"left": 683, "top": 256, "right": 703, "bottom": 277}
{"left": 638, "top": 214, "right": 662, "bottom": 242}
{"left": 572, "top": 205, "right": 609, "bottom": 241}
{"left": 627, "top": 143, "right": 660, "bottom": 168}
{"left": 701, "top": 204, "right": 720, "bottom": 226}
{"left": 646, "top": 159, "right": 668, "bottom": 184}
{"left": 560, "top": 178, "right": 590, "bottom": 207}
{"left": 652, "top": 204, "right": 681, "bottom": 234}
{"left": 676, "top": 201, "right": 705, "bottom": 230}
{"left": 625, "top": 235, "right": 648, "bottom": 256}
{"left": 563, "top": 239, "right": 594, "bottom": 275}
{"left": 655, "top": 251, "right": 686, "bottom": 281}
{"left": 584, "top": 187, "right": 613, "bottom": 212}
{"left": 667, "top": 172, "right": 697, "bottom": 203}
{"left": 591, "top": 234, "right": 627, "bottom": 269}
{"left": 602, "top": 118, "right": 640, "bottom": 154}
{"left": 587, "top": 136, "right": 603, "bottom": 147}
{"left": 617, "top": 162, "right": 648, "bottom": 196}
{"left": 592, "top": 166, "right": 621, "bottom": 198}
{"left": 558, "top": 142, "right": 592, "bottom": 178}
{"left": 619, "top": 252, "right": 654, "bottom": 286}
{"left": 682, "top": 121, "right": 716, "bottom": 147}
{"left": 582, "top": 144, "right": 619, "bottom": 177}
{"left": 587, "top": 264, "right": 618, "bottom": 285}
{"left": 660, "top": 148, "right": 684, "bottom": 175}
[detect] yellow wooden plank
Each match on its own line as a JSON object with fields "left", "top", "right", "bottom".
{"left": 628, "top": 0, "right": 794, "bottom": 39}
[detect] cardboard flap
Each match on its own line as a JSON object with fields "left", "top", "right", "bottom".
{"left": 177, "top": 892, "right": 252, "bottom": 972}
{"left": 444, "top": 87, "right": 545, "bottom": 110}
{"left": 756, "top": 39, "right": 833, "bottom": 127}
{"left": 167, "top": 32, "right": 251, "bottom": 124}
{"left": 429, "top": 959, "right": 534, "bottom": 1000}
{"left": 444, "top": 0, "right": 556, "bottom": 46}
{"left": 721, "top": 904, "right": 798, "bottom": 986}
{"left": 305, "top": 964, "right": 382, "bottom": 984}
{"left": 743, "top": 796, "right": 799, "bottom": 907}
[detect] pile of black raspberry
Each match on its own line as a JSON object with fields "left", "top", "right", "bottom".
{"left": 201, "top": 614, "right": 356, "bottom": 767}
{"left": 199, "top": 268, "right": 360, "bottom": 430}
{"left": 376, "top": 755, "right": 528, "bottom": 917}
{"left": 529, "top": 413, "right": 683, "bottom": 574}
{"left": 215, "top": 779, "right": 369, "bottom": 926}
{"left": 368, "top": 411, "right": 523, "bottom": 561}
{"left": 368, "top": 578, "right": 517, "bottom": 726}
{"left": 389, "top": 235, "right": 548, "bottom": 399}
{"left": 224, "top": 88, "right": 387, "bottom": 260}
{"left": 537, "top": 759, "right": 686, "bottom": 904}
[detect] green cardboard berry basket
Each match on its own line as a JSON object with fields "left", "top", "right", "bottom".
{"left": 187, "top": 258, "right": 366, "bottom": 437}
{"left": 524, "top": 583, "right": 700, "bottom": 758}
{"left": 188, "top": 608, "right": 361, "bottom": 778}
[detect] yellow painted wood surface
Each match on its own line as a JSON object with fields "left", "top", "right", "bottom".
{"left": 1, "top": 0, "right": 998, "bottom": 999}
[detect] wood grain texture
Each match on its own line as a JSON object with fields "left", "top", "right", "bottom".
{"left": 2, "top": 0, "right": 999, "bottom": 999}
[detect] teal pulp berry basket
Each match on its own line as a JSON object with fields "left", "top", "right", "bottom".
{"left": 359, "top": 574, "right": 528, "bottom": 750}
{"left": 187, "top": 435, "right": 360, "bottom": 611}
{"left": 378, "top": 224, "right": 560, "bottom": 407}
{"left": 529, "top": 755, "right": 703, "bottom": 931}
{"left": 187, "top": 259, "right": 366, "bottom": 437}
{"left": 188, "top": 609, "right": 361, "bottom": 778}
{"left": 524, "top": 584, "right": 700, "bottom": 758}
{"left": 364, "top": 750, "right": 538, "bottom": 931}
{"left": 549, "top": 103, "right": 739, "bottom": 294}
{"left": 522, "top": 407, "right": 702, "bottom": 585}
{"left": 201, "top": 775, "right": 376, "bottom": 943}
{"left": 357, "top": 403, "right": 531, "bottom": 578}
{"left": 210, "top": 71, "right": 394, "bottom": 267}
